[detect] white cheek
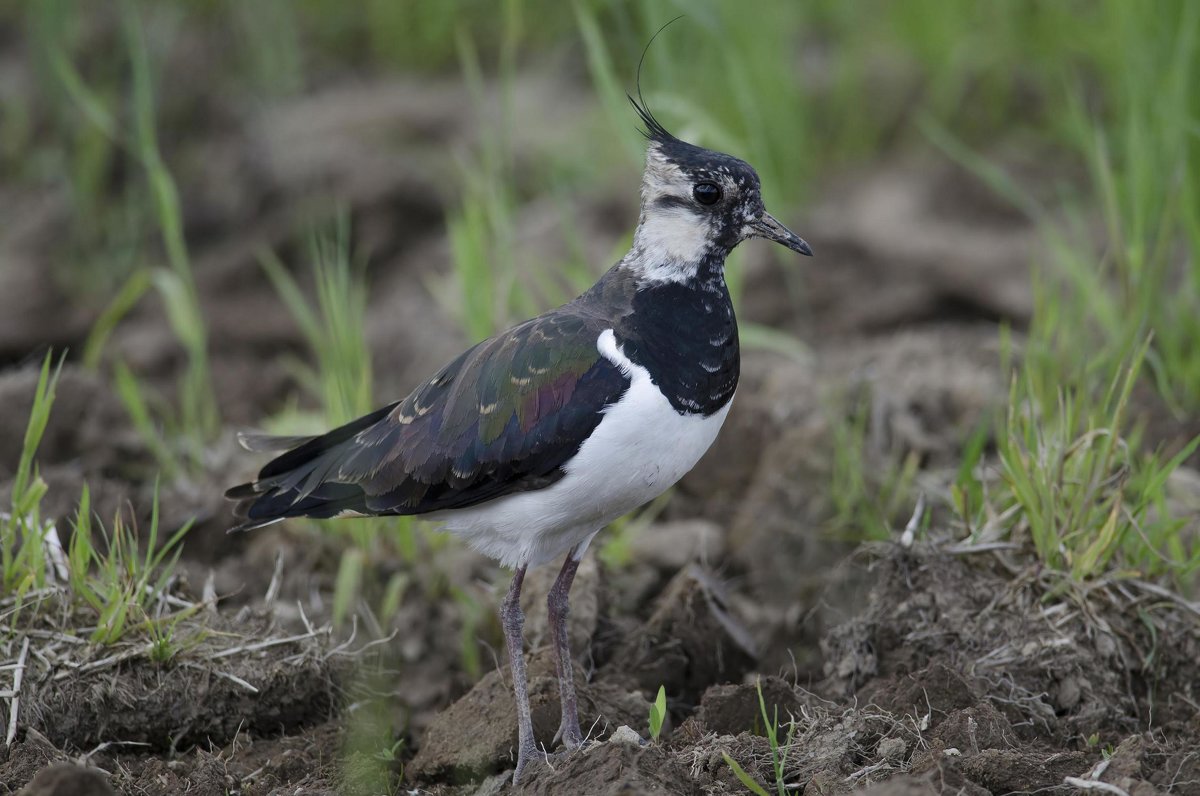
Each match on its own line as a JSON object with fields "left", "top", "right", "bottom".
{"left": 634, "top": 209, "right": 710, "bottom": 281}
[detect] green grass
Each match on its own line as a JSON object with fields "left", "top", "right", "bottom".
{"left": 723, "top": 678, "right": 796, "bottom": 796}
{"left": 2, "top": 353, "right": 194, "bottom": 649}
{"left": 24, "top": 1, "right": 150, "bottom": 301}
{"left": 260, "top": 214, "right": 375, "bottom": 428}
{"left": 260, "top": 215, "right": 419, "bottom": 629}
{"left": 44, "top": 0, "right": 221, "bottom": 476}
{"left": 927, "top": 2, "right": 1200, "bottom": 589}
{"left": 1, "top": 353, "right": 64, "bottom": 604}
{"left": 955, "top": 338, "right": 1200, "bottom": 588}
{"left": 433, "top": 14, "right": 603, "bottom": 342}
{"left": 69, "top": 484, "right": 194, "bottom": 645}
{"left": 1057, "top": 3, "right": 1200, "bottom": 412}
{"left": 825, "top": 393, "right": 921, "bottom": 543}
{"left": 648, "top": 684, "right": 667, "bottom": 740}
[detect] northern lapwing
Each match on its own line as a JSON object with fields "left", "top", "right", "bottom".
{"left": 226, "top": 98, "right": 812, "bottom": 783}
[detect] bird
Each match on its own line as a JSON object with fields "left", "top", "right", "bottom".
{"left": 225, "top": 96, "right": 811, "bottom": 783}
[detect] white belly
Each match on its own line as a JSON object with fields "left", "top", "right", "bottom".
{"left": 432, "top": 329, "right": 732, "bottom": 568}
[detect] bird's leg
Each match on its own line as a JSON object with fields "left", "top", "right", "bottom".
{"left": 500, "top": 565, "right": 537, "bottom": 784}
{"left": 548, "top": 552, "right": 583, "bottom": 750}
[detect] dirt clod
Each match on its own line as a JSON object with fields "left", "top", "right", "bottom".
{"left": 930, "top": 702, "right": 1015, "bottom": 754}
{"left": 959, "top": 748, "right": 1091, "bottom": 792}
{"left": 21, "top": 614, "right": 340, "bottom": 754}
{"left": 509, "top": 741, "right": 697, "bottom": 796}
{"left": 860, "top": 663, "right": 978, "bottom": 728}
{"left": 604, "top": 565, "right": 756, "bottom": 703}
{"left": 0, "top": 731, "right": 64, "bottom": 794}
{"left": 407, "top": 649, "right": 649, "bottom": 784}
{"left": 691, "top": 676, "right": 802, "bottom": 736}
{"left": 17, "top": 763, "right": 114, "bottom": 796}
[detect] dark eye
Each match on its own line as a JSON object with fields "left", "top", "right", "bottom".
{"left": 693, "top": 182, "right": 721, "bottom": 206}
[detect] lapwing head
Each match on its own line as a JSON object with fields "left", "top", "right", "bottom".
{"left": 627, "top": 97, "right": 812, "bottom": 284}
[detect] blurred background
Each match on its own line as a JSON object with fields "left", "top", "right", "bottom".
{"left": 2, "top": 1, "right": 1199, "bottom": 793}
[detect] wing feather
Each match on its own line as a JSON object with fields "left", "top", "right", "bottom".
{"left": 226, "top": 311, "right": 629, "bottom": 525}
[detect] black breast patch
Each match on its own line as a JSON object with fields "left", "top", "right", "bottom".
{"left": 616, "top": 277, "right": 739, "bottom": 416}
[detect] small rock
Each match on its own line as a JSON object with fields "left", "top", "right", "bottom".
{"left": 877, "top": 736, "right": 906, "bottom": 762}
{"left": 1055, "top": 675, "right": 1083, "bottom": 711}
{"left": 1102, "top": 734, "right": 1147, "bottom": 779}
{"left": 469, "top": 772, "right": 511, "bottom": 796}
{"left": 628, "top": 519, "right": 726, "bottom": 570}
{"left": 608, "top": 726, "right": 646, "bottom": 746}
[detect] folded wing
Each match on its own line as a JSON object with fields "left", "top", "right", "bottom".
{"left": 226, "top": 312, "right": 628, "bottom": 530}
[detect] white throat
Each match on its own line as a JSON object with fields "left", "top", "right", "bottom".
{"left": 629, "top": 210, "right": 711, "bottom": 283}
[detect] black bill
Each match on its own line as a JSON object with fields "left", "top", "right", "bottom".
{"left": 751, "top": 212, "right": 813, "bottom": 256}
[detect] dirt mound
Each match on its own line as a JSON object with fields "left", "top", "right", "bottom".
{"left": 408, "top": 648, "right": 649, "bottom": 784}
{"left": 14, "top": 612, "right": 342, "bottom": 755}
{"left": 505, "top": 738, "right": 698, "bottom": 796}
{"left": 3, "top": 722, "right": 344, "bottom": 796}
{"left": 820, "top": 546, "right": 1200, "bottom": 742}
{"left": 395, "top": 543, "right": 1200, "bottom": 793}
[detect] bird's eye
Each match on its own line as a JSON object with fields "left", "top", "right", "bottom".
{"left": 693, "top": 182, "right": 721, "bottom": 206}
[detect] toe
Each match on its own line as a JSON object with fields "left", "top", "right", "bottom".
{"left": 555, "top": 723, "right": 583, "bottom": 750}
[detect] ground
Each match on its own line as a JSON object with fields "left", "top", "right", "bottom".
{"left": 2, "top": 12, "right": 1200, "bottom": 796}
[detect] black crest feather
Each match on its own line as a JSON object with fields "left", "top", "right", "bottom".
{"left": 628, "top": 15, "right": 684, "bottom": 145}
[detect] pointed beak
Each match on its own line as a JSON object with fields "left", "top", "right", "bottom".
{"left": 750, "top": 212, "right": 813, "bottom": 256}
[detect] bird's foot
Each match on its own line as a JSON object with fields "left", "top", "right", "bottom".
{"left": 512, "top": 738, "right": 538, "bottom": 786}
{"left": 551, "top": 719, "right": 584, "bottom": 750}
{"left": 512, "top": 736, "right": 597, "bottom": 785}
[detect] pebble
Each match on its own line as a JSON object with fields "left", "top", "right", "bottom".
{"left": 609, "top": 725, "right": 647, "bottom": 746}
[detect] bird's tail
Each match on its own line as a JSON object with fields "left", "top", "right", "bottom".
{"left": 225, "top": 402, "right": 398, "bottom": 532}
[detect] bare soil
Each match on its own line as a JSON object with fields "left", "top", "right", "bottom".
{"left": 2, "top": 14, "right": 1199, "bottom": 795}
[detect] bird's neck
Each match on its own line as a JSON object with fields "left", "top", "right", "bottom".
{"left": 625, "top": 212, "right": 733, "bottom": 287}
{"left": 592, "top": 247, "right": 739, "bottom": 417}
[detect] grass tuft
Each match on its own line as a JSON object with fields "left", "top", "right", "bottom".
{"left": 724, "top": 678, "right": 797, "bottom": 796}
{"left": 1, "top": 352, "right": 64, "bottom": 605}
{"left": 957, "top": 338, "right": 1200, "bottom": 587}
{"left": 2, "top": 352, "right": 194, "bottom": 649}
{"left": 261, "top": 214, "right": 420, "bottom": 630}
{"left": 826, "top": 394, "right": 920, "bottom": 543}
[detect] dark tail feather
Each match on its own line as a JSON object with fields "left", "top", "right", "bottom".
{"left": 225, "top": 401, "right": 399, "bottom": 531}
{"left": 227, "top": 481, "right": 371, "bottom": 532}
{"left": 237, "top": 431, "right": 319, "bottom": 452}
{"left": 258, "top": 402, "right": 398, "bottom": 479}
